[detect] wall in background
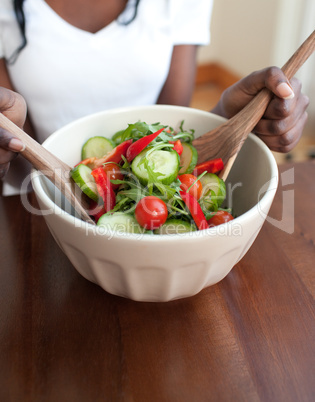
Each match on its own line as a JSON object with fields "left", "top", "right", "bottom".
{"left": 197, "top": 0, "right": 279, "bottom": 75}
{"left": 197, "top": 0, "right": 315, "bottom": 130}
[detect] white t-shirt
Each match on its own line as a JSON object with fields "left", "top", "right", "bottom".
{"left": 0, "top": 0, "right": 213, "bottom": 194}
{"left": 1, "top": 0, "right": 213, "bottom": 141}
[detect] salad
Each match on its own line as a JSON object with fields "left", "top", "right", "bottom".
{"left": 70, "top": 121, "right": 234, "bottom": 234}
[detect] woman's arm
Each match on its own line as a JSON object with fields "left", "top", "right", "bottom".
{"left": 157, "top": 45, "right": 198, "bottom": 106}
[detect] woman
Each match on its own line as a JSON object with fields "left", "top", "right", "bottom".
{"left": 0, "top": 0, "right": 310, "bottom": 187}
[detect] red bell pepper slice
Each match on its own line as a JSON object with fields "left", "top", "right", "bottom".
{"left": 75, "top": 139, "right": 133, "bottom": 168}
{"left": 95, "top": 139, "right": 133, "bottom": 167}
{"left": 169, "top": 139, "right": 183, "bottom": 156}
{"left": 192, "top": 158, "right": 224, "bottom": 176}
{"left": 180, "top": 191, "right": 208, "bottom": 231}
{"left": 126, "top": 127, "right": 165, "bottom": 162}
{"left": 91, "top": 168, "right": 116, "bottom": 212}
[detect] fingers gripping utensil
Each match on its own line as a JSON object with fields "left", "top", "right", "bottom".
{"left": 192, "top": 30, "right": 315, "bottom": 181}
{"left": 0, "top": 115, "right": 95, "bottom": 225}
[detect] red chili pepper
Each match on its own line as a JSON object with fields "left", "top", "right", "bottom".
{"left": 75, "top": 139, "right": 132, "bottom": 168}
{"left": 172, "top": 139, "right": 183, "bottom": 155}
{"left": 180, "top": 191, "right": 208, "bottom": 230}
{"left": 91, "top": 168, "right": 116, "bottom": 212}
{"left": 192, "top": 158, "right": 224, "bottom": 176}
{"left": 126, "top": 128, "right": 165, "bottom": 162}
{"left": 98, "top": 139, "right": 133, "bottom": 165}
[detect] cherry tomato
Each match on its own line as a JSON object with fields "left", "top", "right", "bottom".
{"left": 88, "top": 200, "right": 106, "bottom": 223}
{"left": 207, "top": 211, "right": 234, "bottom": 227}
{"left": 135, "top": 196, "right": 168, "bottom": 230}
{"left": 178, "top": 174, "right": 203, "bottom": 200}
{"left": 102, "top": 163, "right": 124, "bottom": 190}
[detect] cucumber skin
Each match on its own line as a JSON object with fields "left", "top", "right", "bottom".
{"left": 70, "top": 164, "right": 99, "bottom": 202}
{"left": 81, "top": 136, "right": 115, "bottom": 160}
{"left": 97, "top": 212, "right": 145, "bottom": 234}
{"left": 131, "top": 149, "right": 180, "bottom": 186}
{"left": 199, "top": 173, "right": 226, "bottom": 211}
{"left": 154, "top": 219, "right": 196, "bottom": 235}
{"left": 179, "top": 143, "right": 198, "bottom": 174}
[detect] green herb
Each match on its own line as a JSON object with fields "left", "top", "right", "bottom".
{"left": 113, "top": 121, "right": 165, "bottom": 144}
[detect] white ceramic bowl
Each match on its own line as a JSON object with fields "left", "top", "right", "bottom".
{"left": 31, "top": 105, "right": 278, "bottom": 302}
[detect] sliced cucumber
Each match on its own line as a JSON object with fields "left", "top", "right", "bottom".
{"left": 70, "top": 164, "right": 99, "bottom": 201}
{"left": 97, "top": 212, "right": 145, "bottom": 234}
{"left": 154, "top": 219, "right": 196, "bottom": 235}
{"left": 199, "top": 173, "right": 226, "bottom": 211}
{"left": 81, "top": 136, "right": 115, "bottom": 159}
{"left": 179, "top": 143, "right": 198, "bottom": 174}
{"left": 131, "top": 148, "right": 180, "bottom": 186}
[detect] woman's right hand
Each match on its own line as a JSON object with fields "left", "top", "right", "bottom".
{"left": 0, "top": 88, "right": 27, "bottom": 179}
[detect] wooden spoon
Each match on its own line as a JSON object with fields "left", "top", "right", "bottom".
{"left": 0, "top": 114, "right": 95, "bottom": 225}
{"left": 192, "top": 29, "right": 315, "bottom": 181}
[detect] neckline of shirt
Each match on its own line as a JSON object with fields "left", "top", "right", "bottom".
{"left": 33, "top": 0, "right": 134, "bottom": 37}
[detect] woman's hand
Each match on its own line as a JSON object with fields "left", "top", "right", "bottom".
{"left": 211, "top": 67, "right": 309, "bottom": 152}
{"left": 0, "top": 88, "right": 27, "bottom": 179}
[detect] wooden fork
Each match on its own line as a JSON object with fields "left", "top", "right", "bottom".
{"left": 0, "top": 114, "right": 95, "bottom": 224}
{"left": 192, "top": 30, "right": 315, "bottom": 181}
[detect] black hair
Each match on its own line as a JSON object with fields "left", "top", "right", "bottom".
{"left": 8, "top": 0, "right": 27, "bottom": 63}
{"left": 9, "top": 0, "right": 141, "bottom": 64}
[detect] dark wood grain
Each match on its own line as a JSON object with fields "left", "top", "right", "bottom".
{"left": 0, "top": 161, "right": 314, "bottom": 402}
{"left": 193, "top": 30, "right": 315, "bottom": 181}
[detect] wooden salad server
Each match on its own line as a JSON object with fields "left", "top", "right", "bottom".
{"left": 192, "top": 29, "right": 315, "bottom": 181}
{"left": 0, "top": 114, "right": 95, "bottom": 225}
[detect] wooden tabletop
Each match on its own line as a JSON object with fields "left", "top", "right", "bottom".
{"left": 0, "top": 161, "right": 314, "bottom": 402}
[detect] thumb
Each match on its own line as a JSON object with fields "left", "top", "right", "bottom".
{"left": 241, "top": 66, "right": 294, "bottom": 100}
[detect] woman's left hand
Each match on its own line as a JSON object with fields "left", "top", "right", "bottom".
{"left": 211, "top": 67, "right": 310, "bottom": 152}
